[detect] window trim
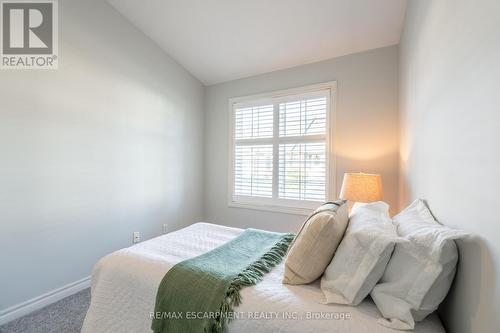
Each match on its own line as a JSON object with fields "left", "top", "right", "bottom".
{"left": 227, "top": 81, "right": 337, "bottom": 216}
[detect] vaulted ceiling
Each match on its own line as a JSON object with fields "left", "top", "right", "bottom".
{"left": 107, "top": 0, "right": 407, "bottom": 85}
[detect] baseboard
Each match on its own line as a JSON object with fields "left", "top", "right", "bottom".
{"left": 0, "top": 276, "right": 91, "bottom": 326}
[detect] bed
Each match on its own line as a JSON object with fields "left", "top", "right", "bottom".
{"left": 82, "top": 222, "right": 445, "bottom": 333}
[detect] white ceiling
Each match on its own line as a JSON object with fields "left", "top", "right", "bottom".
{"left": 107, "top": 0, "right": 407, "bottom": 85}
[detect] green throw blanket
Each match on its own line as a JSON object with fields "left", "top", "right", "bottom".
{"left": 151, "top": 229, "right": 294, "bottom": 333}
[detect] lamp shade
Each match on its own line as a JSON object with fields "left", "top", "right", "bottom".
{"left": 339, "top": 173, "right": 383, "bottom": 203}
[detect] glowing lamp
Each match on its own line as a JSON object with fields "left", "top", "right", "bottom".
{"left": 339, "top": 173, "right": 383, "bottom": 203}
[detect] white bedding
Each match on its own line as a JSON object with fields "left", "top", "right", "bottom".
{"left": 82, "top": 223, "right": 445, "bottom": 333}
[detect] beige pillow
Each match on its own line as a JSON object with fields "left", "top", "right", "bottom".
{"left": 283, "top": 200, "right": 348, "bottom": 285}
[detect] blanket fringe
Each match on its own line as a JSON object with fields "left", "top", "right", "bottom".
{"left": 208, "top": 233, "right": 295, "bottom": 333}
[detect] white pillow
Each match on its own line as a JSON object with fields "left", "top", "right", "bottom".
{"left": 371, "top": 199, "right": 469, "bottom": 330}
{"left": 320, "top": 201, "right": 401, "bottom": 306}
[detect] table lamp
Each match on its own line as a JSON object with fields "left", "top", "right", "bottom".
{"left": 339, "top": 172, "right": 383, "bottom": 203}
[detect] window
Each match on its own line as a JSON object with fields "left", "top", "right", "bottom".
{"left": 228, "top": 82, "right": 336, "bottom": 214}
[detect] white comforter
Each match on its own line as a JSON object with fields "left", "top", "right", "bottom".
{"left": 82, "top": 223, "right": 445, "bottom": 333}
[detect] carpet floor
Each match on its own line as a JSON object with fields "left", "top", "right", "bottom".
{"left": 0, "top": 288, "right": 90, "bottom": 333}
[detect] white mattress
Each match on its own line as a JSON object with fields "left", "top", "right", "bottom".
{"left": 82, "top": 222, "right": 445, "bottom": 333}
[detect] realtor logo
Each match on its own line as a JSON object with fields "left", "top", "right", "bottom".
{"left": 1, "top": 0, "right": 58, "bottom": 69}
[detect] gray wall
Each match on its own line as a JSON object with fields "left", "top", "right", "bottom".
{"left": 0, "top": 0, "right": 205, "bottom": 311}
{"left": 399, "top": 0, "right": 500, "bottom": 332}
{"left": 205, "top": 46, "right": 399, "bottom": 232}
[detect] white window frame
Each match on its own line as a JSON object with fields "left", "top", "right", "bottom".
{"left": 227, "top": 81, "right": 337, "bottom": 216}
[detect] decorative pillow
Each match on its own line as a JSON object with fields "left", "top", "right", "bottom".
{"left": 283, "top": 200, "right": 348, "bottom": 285}
{"left": 320, "top": 201, "right": 401, "bottom": 306}
{"left": 371, "top": 199, "right": 469, "bottom": 330}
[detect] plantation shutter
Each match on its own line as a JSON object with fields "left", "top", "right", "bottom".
{"left": 231, "top": 86, "right": 333, "bottom": 210}
{"left": 278, "top": 96, "right": 327, "bottom": 201}
{"left": 234, "top": 104, "right": 274, "bottom": 198}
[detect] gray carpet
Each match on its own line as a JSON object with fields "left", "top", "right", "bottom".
{"left": 0, "top": 288, "right": 90, "bottom": 333}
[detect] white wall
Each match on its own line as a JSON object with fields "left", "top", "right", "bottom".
{"left": 0, "top": 0, "right": 204, "bottom": 312}
{"left": 399, "top": 0, "right": 500, "bottom": 332}
{"left": 204, "top": 46, "right": 399, "bottom": 232}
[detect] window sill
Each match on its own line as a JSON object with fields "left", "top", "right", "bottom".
{"left": 228, "top": 201, "right": 314, "bottom": 216}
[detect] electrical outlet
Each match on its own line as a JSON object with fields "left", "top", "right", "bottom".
{"left": 163, "top": 224, "right": 169, "bottom": 234}
{"left": 133, "top": 232, "right": 140, "bottom": 244}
